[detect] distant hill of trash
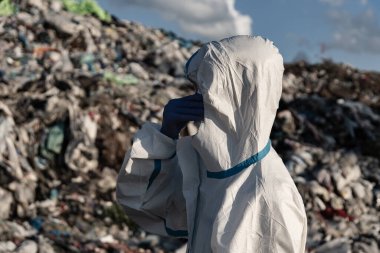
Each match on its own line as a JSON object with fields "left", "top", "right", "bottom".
{"left": 0, "top": 0, "right": 379, "bottom": 252}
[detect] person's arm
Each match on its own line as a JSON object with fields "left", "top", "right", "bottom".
{"left": 116, "top": 93, "right": 203, "bottom": 237}
{"left": 116, "top": 122, "right": 188, "bottom": 237}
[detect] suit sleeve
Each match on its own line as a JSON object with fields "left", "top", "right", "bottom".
{"left": 116, "top": 122, "right": 188, "bottom": 237}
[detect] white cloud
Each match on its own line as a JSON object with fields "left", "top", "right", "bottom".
{"left": 359, "top": 0, "right": 368, "bottom": 5}
{"left": 326, "top": 9, "right": 380, "bottom": 54}
{"left": 320, "top": 0, "right": 344, "bottom": 6}
{"left": 109, "top": 0, "right": 252, "bottom": 40}
{"left": 319, "top": 0, "right": 367, "bottom": 6}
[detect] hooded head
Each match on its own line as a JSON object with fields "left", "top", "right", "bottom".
{"left": 185, "top": 35, "right": 284, "bottom": 172}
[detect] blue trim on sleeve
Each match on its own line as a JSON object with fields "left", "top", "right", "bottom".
{"left": 168, "top": 151, "right": 176, "bottom": 160}
{"left": 164, "top": 219, "right": 188, "bottom": 237}
{"left": 207, "top": 140, "right": 272, "bottom": 179}
{"left": 146, "top": 152, "right": 177, "bottom": 190}
{"left": 147, "top": 159, "right": 161, "bottom": 190}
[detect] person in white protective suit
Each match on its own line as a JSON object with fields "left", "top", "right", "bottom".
{"left": 116, "top": 35, "right": 307, "bottom": 253}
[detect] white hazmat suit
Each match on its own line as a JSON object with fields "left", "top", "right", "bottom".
{"left": 116, "top": 36, "right": 307, "bottom": 253}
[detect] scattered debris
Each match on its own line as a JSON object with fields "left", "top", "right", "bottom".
{"left": 0, "top": 1, "right": 379, "bottom": 252}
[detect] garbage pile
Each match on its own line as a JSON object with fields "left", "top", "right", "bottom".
{"left": 0, "top": 0, "right": 379, "bottom": 252}
{"left": 275, "top": 62, "right": 380, "bottom": 252}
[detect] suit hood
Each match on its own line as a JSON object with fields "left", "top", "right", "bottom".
{"left": 185, "top": 35, "right": 284, "bottom": 172}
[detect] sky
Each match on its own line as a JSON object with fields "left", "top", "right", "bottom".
{"left": 97, "top": 0, "right": 380, "bottom": 71}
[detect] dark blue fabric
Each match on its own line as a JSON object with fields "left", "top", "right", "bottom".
{"left": 146, "top": 152, "right": 176, "bottom": 190}
{"left": 164, "top": 219, "right": 188, "bottom": 237}
{"left": 147, "top": 159, "right": 161, "bottom": 190}
{"left": 207, "top": 140, "right": 272, "bottom": 179}
{"left": 168, "top": 152, "right": 177, "bottom": 160}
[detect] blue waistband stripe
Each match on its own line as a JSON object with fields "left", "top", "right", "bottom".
{"left": 207, "top": 140, "right": 272, "bottom": 179}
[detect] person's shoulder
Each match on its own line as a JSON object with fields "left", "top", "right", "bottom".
{"left": 259, "top": 149, "right": 294, "bottom": 184}
{"left": 257, "top": 149, "right": 304, "bottom": 203}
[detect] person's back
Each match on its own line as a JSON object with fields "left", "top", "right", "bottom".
{"left": 116, "top": 35, "right": 307, "bottom": 252}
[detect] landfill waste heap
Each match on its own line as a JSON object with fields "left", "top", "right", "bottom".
{"left": 0, "top": 0, "right": 380, "bottom": 252}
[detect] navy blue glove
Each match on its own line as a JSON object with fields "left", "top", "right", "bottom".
{"left": 160, "top": 93, "right": 204, "bottom": 139}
